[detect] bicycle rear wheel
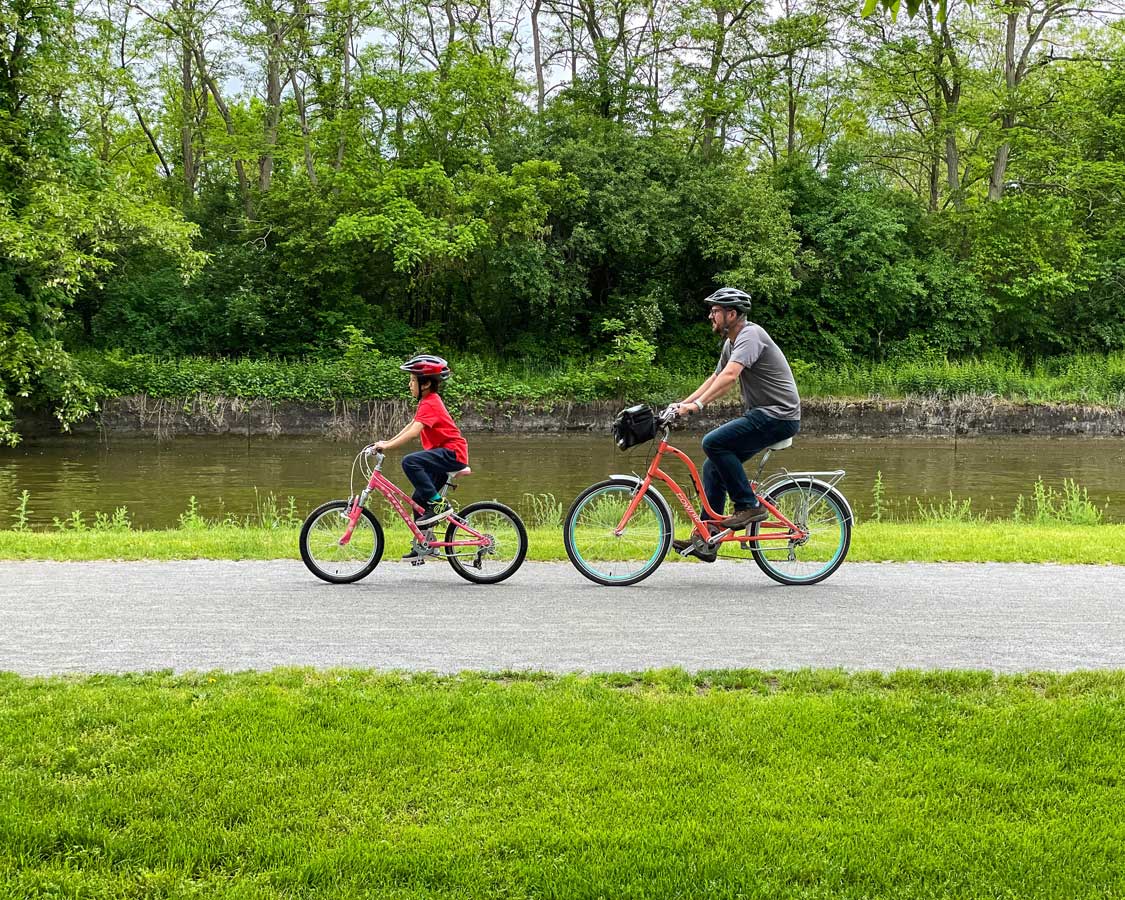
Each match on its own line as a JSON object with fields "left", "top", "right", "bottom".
{"left": 445, "top": 501, "right": 528, "bottom": 584}
{"left": 300, "top": 500, "right": 385, "bottom": 584}
{"left": 749, "top": 480, "right": 851, "bottom": 585}
{"left": 564, "top": 479, "right": 671, "bottom": 586}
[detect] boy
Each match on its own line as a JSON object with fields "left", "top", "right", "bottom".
{"left": 371, "top": 355, "right": 469, "bottom": 557}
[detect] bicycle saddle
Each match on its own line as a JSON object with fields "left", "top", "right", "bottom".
{"left": 766, "top": 438, "right": 793, "bottom": 451}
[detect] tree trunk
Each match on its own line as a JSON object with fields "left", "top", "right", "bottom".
{"left": 988, "top": 131, "right": 1012, "bottom": 201}
{"left": 193, "top": 45, "right": 253, "bottom": 218}
{"left": 259, "top": 9, "right": 283, "bottom": 193}
{"left": 334, "top": 7, "right": 352, "bottom": 173}
{"left": 786, "top": 52, "right": 797, "bottom": 157}
{"left": 290, "top": 71, "right": 317, "bottom": 187}
{"left": 988, "top": 10, "right": 1019, "bottom": 202}
{"left": 176, "top": 5, "right": 196, "bottom": 195}
{"left": 700, "top": 7, "right": 727, "bottom": 161}
{"left": 945, "top": 132, "right": 961, "bottom": 206}
{"left": 531, "top": 0, "right": 545, "bottom": 116}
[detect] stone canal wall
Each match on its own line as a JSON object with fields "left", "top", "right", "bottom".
{"left": 17, "top": 394, "right": 1125, "bottom": 439}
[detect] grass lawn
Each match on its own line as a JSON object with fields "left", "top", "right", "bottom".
{"left": 1, "top": 522, "right": 1124, "bottom": 564}
{"left": 1, "top": 669, "right": 1123, "bottom": 899}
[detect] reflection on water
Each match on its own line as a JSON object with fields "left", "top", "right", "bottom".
{"left": 1, "top": 432, "right": 1124, "bottom": 529}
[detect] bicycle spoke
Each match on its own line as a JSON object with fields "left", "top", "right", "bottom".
{"left": 751, "top": 483, "right": 851, "bottom": 585}
{"left": 445, "top": 502, "right": 527, "bottom": 584}
{"left": 300, "top": 500, "right": 384, "bottom": 583}
{"left": 564, "top": 482, "right": 670, "bottom": 585}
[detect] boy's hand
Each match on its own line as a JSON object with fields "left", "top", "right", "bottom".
{"left": 368, "top": 441, "right": 387, "bottom": 454}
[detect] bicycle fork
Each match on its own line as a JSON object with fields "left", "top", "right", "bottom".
{"left": 338, "top": 489, "right": 371, "bottom": 546}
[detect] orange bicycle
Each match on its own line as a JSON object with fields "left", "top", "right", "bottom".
{"left": 563, "top": 405, "right": 853, "bottom": 586}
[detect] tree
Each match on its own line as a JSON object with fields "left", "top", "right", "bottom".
{"left": 0, "top": 0, "right": 202, "bottom": 444}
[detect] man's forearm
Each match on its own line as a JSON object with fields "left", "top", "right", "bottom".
{"left": 695, "top": 372, "right": 738, "bottom": 406}
{"left": 683, "top": 375, "right": 717, "bottom": 405}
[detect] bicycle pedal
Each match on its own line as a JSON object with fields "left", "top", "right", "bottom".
{"left": 409, "top": 557, "right": 426, "bottom": 566}
{"left": 706, "top": 528, "right": 732, "bottom": 545}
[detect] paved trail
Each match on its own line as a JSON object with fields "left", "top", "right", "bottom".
{"left": 2, "top": 560, "right": 1123, "bottom": 675}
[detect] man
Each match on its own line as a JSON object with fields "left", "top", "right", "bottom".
{"left": 671, "top": 287, "right": 801, "bottom": 562}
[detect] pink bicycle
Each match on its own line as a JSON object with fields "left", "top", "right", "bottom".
{"left": 299, "top": 449, "right": 528, "bottom": 585}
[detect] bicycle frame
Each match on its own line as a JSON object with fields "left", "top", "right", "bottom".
{"left": 615, "top": 427, "right": 839, "bottom": 547}
{"left": 339, "top": 454, "right": 487, "bottom": 551}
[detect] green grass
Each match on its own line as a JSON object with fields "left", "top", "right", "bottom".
{"left": 2, "top": 521, "right": 1125, "bottom": 564}
{"left": 74, "top": 349, "right": 1125, "bottom": 408}
{"left": 1, "top": 669, "right": 1124, "bottom": 898}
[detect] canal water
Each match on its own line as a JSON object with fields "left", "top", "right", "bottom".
{"left": 2, "top": 433, "right": 1123, "bottom": 529}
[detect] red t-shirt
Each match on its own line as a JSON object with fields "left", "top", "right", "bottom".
{"left": 414, "top": 393, "right": 469, "bottom": 465}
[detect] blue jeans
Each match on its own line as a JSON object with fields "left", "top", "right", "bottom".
{"left": 402, "top": 449, "right": 465, "bottom": 515}
{"left": 701, "top": 410, "right": 801, "bottom": 517}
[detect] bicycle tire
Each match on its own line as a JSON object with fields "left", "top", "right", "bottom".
{"left": 749, "top": 479, "right": 851, "bottom": 585}
{"left": 563, "top": 479, "right": 672, "bottom": 586}
{"left": 300, "top": 500, "right": 385, "bottom": 584}
{"left": 444, "top": 501, "right": 528, "bottom": 584}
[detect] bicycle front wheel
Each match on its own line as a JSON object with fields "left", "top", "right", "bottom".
{"left": 749, "top": 480, "right": 851, "bottom": 586}
{"left": 445, "top": 501, "right": 528, "bottom": 584}
{"left": 564, "top": 479, "right": 672, "bottom": 586}
{"left": 300, "top": 500, "right": 385, "bottom": 584}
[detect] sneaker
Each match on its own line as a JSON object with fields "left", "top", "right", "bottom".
{"left": 417, "top": 505, "right": 454, "bottom": 527}
{"left": 671, "top": 536, "right": 717, "bottom": 563}
{"left": 721, "top": 504, "right": 768, "bottom": 529}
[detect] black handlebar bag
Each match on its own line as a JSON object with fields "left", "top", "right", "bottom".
{"left": 612, "top": 405, "right": 657, "bottom": 450}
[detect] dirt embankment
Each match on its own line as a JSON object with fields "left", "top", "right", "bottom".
{"left": 17, "top": 394, "right": 1125, "bottom": 439}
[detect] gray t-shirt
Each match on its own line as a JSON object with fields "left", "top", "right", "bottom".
{"left": 715, "top": 323, "right": 801, "bottom": 420}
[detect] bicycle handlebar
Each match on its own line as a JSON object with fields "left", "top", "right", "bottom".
{"left": 362, "top": 445, "right": 386, "bottom": 466}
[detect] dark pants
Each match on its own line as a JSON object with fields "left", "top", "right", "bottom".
{"left": 402, "top": 449, "right": 465, "bottom": 515}
{"left": 701, "top": 409, "right": 800, "bottom": 517}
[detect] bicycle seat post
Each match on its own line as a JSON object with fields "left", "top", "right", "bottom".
{"left": 754, "top": 449, "right": 773, "bottom": 482}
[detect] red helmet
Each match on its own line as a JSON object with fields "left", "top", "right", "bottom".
{"left": 399, "top": 354, "right": 451, "bottom": 380}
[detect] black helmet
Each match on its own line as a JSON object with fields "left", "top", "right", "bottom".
{"left": 703, "top": 287, "right": 751, "bottom": 316}
{"left": 399, "top": 354, "right": 451, "bottom": 380}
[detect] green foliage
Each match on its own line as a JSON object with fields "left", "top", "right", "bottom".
{"left": 914, "top": 492, "right": 978, "bottom": 524}
{"left": 10, "top": 490, "right": 30, "bottom": 532}
{"left": 5, "top": 0, "right": 1125, "bottom": 439}
{"left": 0, "top": 0, "right": 202, "bottom": 444}
{"left": 522, "top": 493, "right": 565, "bottom": 529}
{"left": 591, "top": 320, "right": 670, "bottom": 400}
{"left": 871, "top": 471, "right": 886, "bottom": 524}
{"left": 0, "top": 330, "right": 99, "bottom": 446}
{"left": 794, "top": 352, "right": 1125, "bottom": 405}
{"left": 66, "top": 346, "right": 1125, "bottom": 410}
{"left": 1013, "top": 478, "right": 1106, "bottom": 526}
